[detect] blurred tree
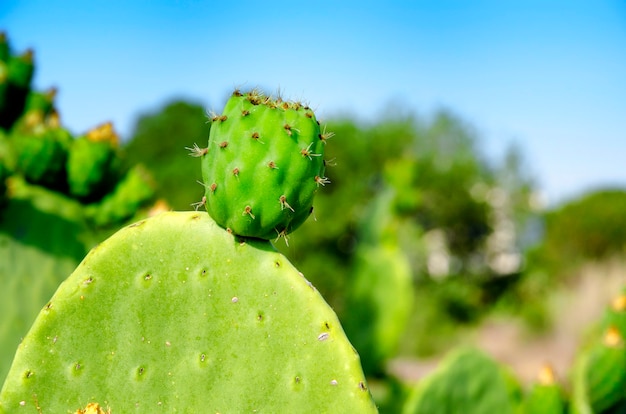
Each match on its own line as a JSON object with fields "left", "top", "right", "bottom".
{"left": 531, "top": 189, "right": 626, "bottom": 273}
{"left": 123, "top": 100, "right": 209, "bottom": 210}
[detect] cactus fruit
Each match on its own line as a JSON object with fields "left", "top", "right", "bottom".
{"left": 0, "top": 44, "right": 35, "bottom": 130}
{"left": 0, "top": 211, "right": 376, "bottom": 412}
{"left": 402, "top": 347, "right": 522, "bottom": 414}
{"left": 0, "top": 32, "right": 8, "bottom": 63}
{"left": 10, "top": 111, "right": 72, "bottom": 190}
{"left": 197, "top": 89, "right": 330, "bottom": 240}
{"left": 67, "top": 122, "right": 121, "bottom": 201}
{"left": 85, "top": 164, "right": 156, "bottom": 227}
{"left": 522, "top": 364, "right": 565, "bottom": 414}
{"left": 23, "top": 87, "right": 57, "bottom": 116}
{"left": 572, "top": 326, "right": 626, "bottom": 413}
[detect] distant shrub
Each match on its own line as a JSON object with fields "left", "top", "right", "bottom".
{"left": 528, "top": 189, "right": 626, "bottom": 279}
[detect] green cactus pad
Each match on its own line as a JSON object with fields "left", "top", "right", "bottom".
{"left": 200, "top": 90, "right": 329, "bottom": 240}
{"left": 0, "top": 177, "right": 91, "bottom": 382}
{"left": 0, "top": 211, "right": 376, "bottom": 413}
{"left": 402, "top": 347, "right": 521, "bottom": 414}
{"left": 522, "top": 365, "right": 565, "bottom": 414}
{"left": 343, "top": 244, "right": 413, "bottom": 376}
{"left": 571, "top": 327, "right": 626, "bottom": 414}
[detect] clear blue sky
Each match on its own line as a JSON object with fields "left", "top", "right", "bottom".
{"left": 2, "top": 1, "right": 625, "bottom": 206}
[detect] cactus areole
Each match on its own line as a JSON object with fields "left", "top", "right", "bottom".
{"left": 198, "top": 89, "right": 331, "bottom": 241}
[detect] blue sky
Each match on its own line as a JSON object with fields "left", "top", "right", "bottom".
{"left": 2, "top": 1, "right": 625, "bottom": 206}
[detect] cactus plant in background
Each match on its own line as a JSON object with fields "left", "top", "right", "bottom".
{"left": 0, "top": 32, "right": 158, "bottom": 383}
{"left": 0, "top": 176, "right": 93, "bottom": 383}
{"left": 84, "top": 164, "right": 156, "bottom": 228}
{"left": 342, "top": 187, "right": 414, "bottom": 377}
{"left": 522, "top": 364, "right": 565, "bottom": 414}
{"left": 197, "top": 89, "right": 330, "bottom": 241}
{"left": 402, "top": 347, "right": 522, "bottom": 414}
{"left": 67, "top": 122, "right": 121, "bottom": 201}
{"left": 571, "top": 310, "right": 626, "bottom": 413}
{"left": 0, "top": 32, "right": 34, "bottom": 131}
{"left": 10, "top": 110, "right": 72, "bottom": 191}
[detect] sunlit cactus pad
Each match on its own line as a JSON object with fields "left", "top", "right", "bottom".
{"left": 199, "top": 89, "right": 331, "bottom": 241}
{"left": 0, "top": 211, "right": 375, "bottom": 413}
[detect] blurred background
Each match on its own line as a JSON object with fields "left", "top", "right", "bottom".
{"left": 2, "top": 1, "right": 626, "bottom": 412}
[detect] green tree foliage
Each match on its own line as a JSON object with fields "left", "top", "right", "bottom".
{"left": 123, "top": 100, "right": 210, "bottom": 210}
{"left": 530, "top": 189, "right": 626, "bottom": 277}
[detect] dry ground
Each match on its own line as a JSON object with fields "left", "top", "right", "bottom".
{"left": 388, "top": 257, "right": 626, "bottom": 387}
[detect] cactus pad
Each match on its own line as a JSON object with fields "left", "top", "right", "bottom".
{"left": 200, "top": 90, "right": 330, "bottom": 240}
{"left": 402, "top": 347, "right": 521, "bottom": 414}
{"left": 0, "top": 211, "right": 376, "bottom": 413}
{"left": 522, "top": 365, "right": 565, "bottom": 414}
{"left": 572, "top": 326, "right": 626, "bottom": 413}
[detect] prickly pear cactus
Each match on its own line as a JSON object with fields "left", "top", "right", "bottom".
{"left": 0, "top": 32, "right": 34, "bottom": 131}
{"left": 571, "top": 326, "right": 626, "bottom": 413}
{"left": 599, "top": 292, "right": 626, "bottom": 337}
{"left": 10, "top": 111, "right": 72, "bottom": 190}
{"left": 85, "top": 164, "right": 156, "bottom": 227}
{"left": 343, "top": 188, "right": 414, "bottom": 376}
{"left": 67, "top": 122, "right": 120, "bottom": 201}
{"left": 0, "top": 176, "right": 92, "bottom": 381}
{"left": 0, "top": 212, "right": 376, "bottom": 413}
{"left": 402, "top": 347, "right": 522, "bottom": 414}
{"left": 522, "top": 364, "right": 565, "bottom": 414}
{"left": 197, "top": 89, "right": 331, "bottom": 240}
{"left": 0, "top": 159, "right": 8, "bottom": 208}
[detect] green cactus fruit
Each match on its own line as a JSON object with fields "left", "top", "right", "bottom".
{"left": 522, "top": 365, "right": 565, "bottom": 414}
{"left": 0, "top": 32, "right": 9, "bottom": 63}
{"left": 402, "top": 347, "right": 522, "bottom": 414}
{"left": 23, "top": 87, "right": 57, "bottom": 116}
{"left": 85, "top": 164, "right": 156, "bottom": 227}
{"left": 572, "top": 326, "right": 626, "bottom": 414}
{"left": 11, "top": 112, "right": 72, "bottom": 190}
{"left": 199, "top": 89, "right": 330, "bottom": 241}
{"left": 0, "top": 211, "right": 376, "bottom": 413}
{"left": 0, "top": 48, "right": 34, "bottom": 131}
{"left": 67, "top": 122, "right": 120, "bottom": 201}
{"left": 6, "top": 49, "right": 33, "bottom": 90}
